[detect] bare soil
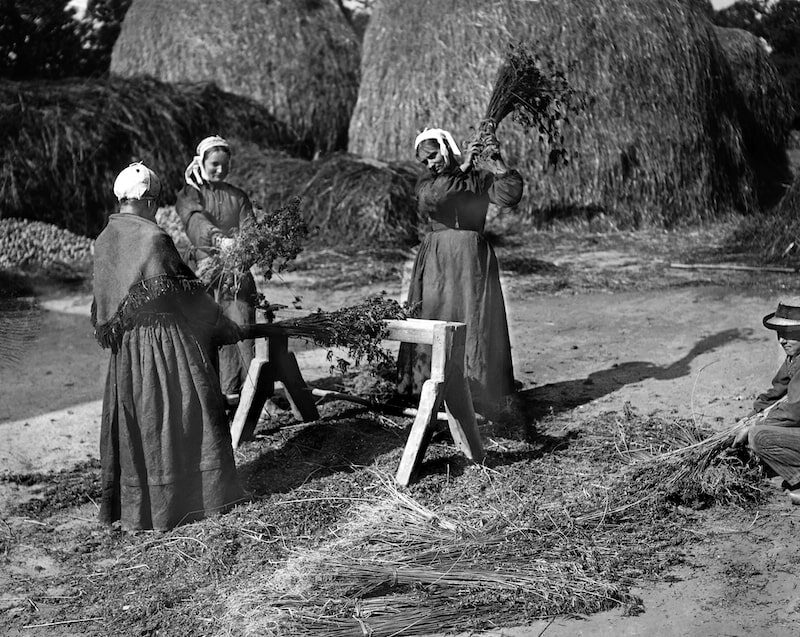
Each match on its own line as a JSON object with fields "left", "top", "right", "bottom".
{"left": 3, "top": 226, "right": 800, "bottom": 636}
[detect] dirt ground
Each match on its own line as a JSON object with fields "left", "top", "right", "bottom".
{"left": 3, "top": 228, "right": 800, "bottom": 635}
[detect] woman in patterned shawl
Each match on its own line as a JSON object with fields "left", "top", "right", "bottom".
{"left": 92, "top": 162, "right": 247, "bottom": 531}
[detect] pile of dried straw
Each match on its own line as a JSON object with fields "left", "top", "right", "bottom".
{"left": 222, "top": 474, "right": 640, "bottom": 636}
{"left": 349, "top": 0, "right": 794, "bottom": 226}
{"left": 111, "top": 0, "right": 360, "bottom": 154}
{"left": 233, "top": 145, "right": 423, "bottom": 248}
{"left": 0, "top": 77, "right": 297, "bottom": 236}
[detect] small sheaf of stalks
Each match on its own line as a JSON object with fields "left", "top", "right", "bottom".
{"left": 477, "top": 41, "right": 587, "bottom": 168}
{"left": 575, "top": 407, "right": 775, "bottom": 524}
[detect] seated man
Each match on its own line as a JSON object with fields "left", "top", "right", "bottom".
{"left": 734, "top": 297, "right": 800, "bottom": 504}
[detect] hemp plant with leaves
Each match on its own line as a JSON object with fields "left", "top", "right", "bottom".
{"left": 197, "top": 196, "right": 308, "bottom": 294}
{"left": 256, "top": 293, "right": 411, "bottom": 374}
{"left": 476, "top": 41, "right": 590, "bottom": 169}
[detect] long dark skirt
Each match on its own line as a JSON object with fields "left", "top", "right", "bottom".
{"left": 99, "top": 316, "right": 245, "bottom": 531}
{"left": 397, "top": 228, "right": 515, "bottom": 404}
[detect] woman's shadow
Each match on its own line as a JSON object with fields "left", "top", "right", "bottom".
{"left": 519, "top": 327, "right": 754, "bottom": 420}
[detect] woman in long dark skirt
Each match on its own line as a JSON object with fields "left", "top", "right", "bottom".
{"left": 397, "top": 126, "right": 524, "bottom": 409}
{"left": 92, "top": 163, "right": 247, "bottom": 531}
{"left": 175, "top": 135, "right": 257, "bottom": 403}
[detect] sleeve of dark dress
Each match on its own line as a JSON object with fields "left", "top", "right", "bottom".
{"left": 415, "top": 172, "right": 468, "bottom": 220}
{"left": 762, "top": 364, "right": 800, "bottom": 427}
{"left": 416, "top": 175, "right": 446, "bottom": 219}
{"left": 753, "top": 359, "right": 791, "bottom": 413}
{"left": 175, "top": 185, "right": 222, "bottom": 250}
{"left": 238, "top": 192, "right": 256, "bottom": 233}
{"left": 179, "top": 291, "right": 242, "bottom": 346}
{"left": 485, "top": 169, "right": 524, "bottom": 207}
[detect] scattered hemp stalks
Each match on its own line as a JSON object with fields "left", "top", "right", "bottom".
{"left": 246, "top": 472, "right": 640, "bottom": 636}
{"left": 197, "top": 196, "right": 308, "bottom": 294}
{"left": 576, "top": 408, "right": 773, "bottom": 524}
{"left": 477, "top": 42, "right": 587, "bottom": 168}
{"left": 256, "top": 294, "right": 409, "bottom": 374}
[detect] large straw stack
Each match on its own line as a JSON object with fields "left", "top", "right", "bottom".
{"left": 233, "top": 145, "right": 423, "bottom": 248}
{"left": 0, "top": 77, "right": 297, "bottom": 236}
{"left": 110, "top": 0, "right": 360, "bottom": 154}
{"left": 713, "top": 26, "right": 794, "bottom": 208}
{"left": 349, "top": 0, "right": 794, "bottom": 227}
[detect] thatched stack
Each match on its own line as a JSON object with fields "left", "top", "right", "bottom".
{"left": 0, "top": 77, "right": 297, "bottom": 236}
{"left": 713, "top": 26, "right": 794, "bottom": 208}
{"left": 233, "top": 145, "right": 423, "bottom": 248}
{"left": 349, "top": 0, "right": 794, "bottom": 227}
{"left": 110, "top": 0, "right": 360, "bottom": 154}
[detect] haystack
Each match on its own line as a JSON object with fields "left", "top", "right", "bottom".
{"left": 0, "top": 77, "right": 297, "bottom": 236}
{"left": 349, "top": 0, "right": 794, "bottom": 227}
{"left": 111, "top": 0, "right": 360, "bottom": 154}
{"left": 713, "top": 26, "right": 794, "bottom": 208}
{"left": 233, "top": 145, "right": 423, "bottom": 248}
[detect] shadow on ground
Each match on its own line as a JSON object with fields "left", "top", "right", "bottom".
{"left": 519, "top": 328, "right": 753, "bottom": 420}
{"left": 237, "top": 328, "right": 753, "bottom": 492}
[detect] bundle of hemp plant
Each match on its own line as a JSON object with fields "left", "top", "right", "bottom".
{"left": 575, "top": 407, "right": 776, "bottom": 524}
{"left": 254, "top": 293, "right": 409, "bottom": 374}
{"left": 477, "top": 42, "right": 584, "bottom": 168}
{"left": 197, "top": 196, "right": 308, "bottom": 294}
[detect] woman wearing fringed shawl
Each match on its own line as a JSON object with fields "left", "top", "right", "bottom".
{"left": 92, "top": 163, "right": 247, "bottom": 531}
{"left": 175, "top": 135, "right": 256, "bottom": 403}
{"left": 397, "top": 127, "right": 524, "bottom": 410}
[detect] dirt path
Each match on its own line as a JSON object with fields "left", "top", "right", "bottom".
{"left": 1, "top": 258, "right": 797, "bottom": 636}
{"left": 0, "top": 279, "right": 779, "bottom": 474}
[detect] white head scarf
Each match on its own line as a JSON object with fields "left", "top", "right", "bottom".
{"left": 414, "top": 128, "right": 461, "bottom": 164}
{"left": 185, "top": 135, "right": 231, "bottom": 187}
{"left": 114, "top": 162, "right": 161, "bottom": 201}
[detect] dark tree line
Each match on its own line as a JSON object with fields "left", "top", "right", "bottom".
{"left": 0, "top": 0, "right": 131, "bottom": 79}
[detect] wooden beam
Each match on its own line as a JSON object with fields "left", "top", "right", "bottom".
{"left": 310, "top": 387, "right": 449, "bottom": 421}
{"left": 670, "top": 262, "right": 799, "bottom": 274}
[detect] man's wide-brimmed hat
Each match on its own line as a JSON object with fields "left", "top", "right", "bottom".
{"left": 763, "top": 297, "right": 800, "bottom": 330}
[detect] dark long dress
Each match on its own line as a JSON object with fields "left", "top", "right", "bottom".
{"left": 176, "top": 182, "right": 256, "bottom": 396}
{"left": 397, "top": 166, "right": 524, "bottom": 404}
{"left": 92, "top": 213, "right": 246, "bottom": 531}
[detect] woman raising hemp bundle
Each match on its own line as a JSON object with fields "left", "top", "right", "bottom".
{"left": 176, "top": 135, "right": 257, "bottom": 403}
{"left": 397, "top": 125, "right": 524, "bottom": 410}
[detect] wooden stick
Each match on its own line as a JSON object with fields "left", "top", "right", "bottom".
{"left": 310, "top": 388, "right": 448, "bottom": 421}
{"left": 670, "top": 262, "right": 799, "bottom": 274}
{"left": 23, "top": 618, "right": 103, "bottom": 629}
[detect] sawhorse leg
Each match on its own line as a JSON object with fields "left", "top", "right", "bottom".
{"left": 395, "top": 323, "right": 484, "bottom": 486}
{"left": 268, "top": 335, "right": 319, "bottom": 423}
{"left": 230, "top": 334, "right": 319, "bottom": 449}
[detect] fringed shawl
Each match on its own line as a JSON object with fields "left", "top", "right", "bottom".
{"left": 92, "top": 214, "right": 204, "bottom": 349}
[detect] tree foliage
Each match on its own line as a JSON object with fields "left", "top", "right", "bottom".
{"left": 761, "top": 0, "right": 800, "bottom": 127}
{"left": 0, "top": 0, "right": 131, "bottom": 79}
{"left": 712, "top": 0, "right": 768, "bottom": 32}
